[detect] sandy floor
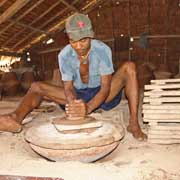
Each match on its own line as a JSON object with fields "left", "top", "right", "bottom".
{"left": 0, "top": 95, "right": 180, "bottom": 180}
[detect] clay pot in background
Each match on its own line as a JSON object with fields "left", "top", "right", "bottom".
{"left": 137, "top": 63, "right": 154, "bottom": 89}
{"left": 169, "top": 61, "right": 179, "bottom": 77}
{"left": 1, "top": 72, "right": 20, "bottom": 96}
{"left": 174, "top": 60, "right": 180, "bottom": 78}
{"left": 20, "top": 71, "right": 36, "bottom": 92}
{"left": 44, "top": 70, "right": 53, "bottom": 81}
{"left": 51, "top": 69, "right": 63, "bottom": 86}
{"left": 0, "top": 72, "right": 3, "bottom": 80}
{"left": 153, "top": 71, "right": 172, "bottom": 79}
{"left": 0, "top": 81, "right": 3, "bottom": 100}
{"left": 156, "top": 63, "right": 170, "bottom": 72}
{"left": 45, "top": 69, "right": 63, "bottom": 87}
{"left": 0, "top": 73, "right": 2, "bottom": 99}
{"left": 153, "top": 63, "right": 172, "bottom": 79}
{"left": 35, "top": 70, "right": 45, "bottom": 81}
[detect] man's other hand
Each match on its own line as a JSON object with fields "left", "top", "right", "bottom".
{"left": 65, "top": 99, "right": 87, "bottom": 120}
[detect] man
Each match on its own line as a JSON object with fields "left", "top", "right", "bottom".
{"left": 0, "top": 13, "right": 147, "bottom": 140}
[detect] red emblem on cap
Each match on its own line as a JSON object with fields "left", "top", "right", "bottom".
{"left": 77, "top": 21, "right": 85, "bottom": 28}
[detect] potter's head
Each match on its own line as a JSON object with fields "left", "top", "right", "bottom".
{"left": 65, "top": 13, "right": 94, "bottom": 42}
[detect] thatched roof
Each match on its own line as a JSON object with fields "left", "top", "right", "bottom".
{"left": 0, "top": 0, "right": 179, "bottom": 57}
{"left": 0, "top": 0, "right": 106, "bottom": 55}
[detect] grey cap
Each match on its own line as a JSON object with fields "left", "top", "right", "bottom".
{"left": 65, "top": 13, "right": 94, "bottom": 41}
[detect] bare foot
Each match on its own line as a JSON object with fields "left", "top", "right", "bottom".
{"left": 127, "top": 124, "right": 147, "bottom": 141}
{"left": 0, "top": 114, "right": 22, "bottom": 133}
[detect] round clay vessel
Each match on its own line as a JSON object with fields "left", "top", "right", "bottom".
{"left": 156, "top": 63, "right": 170, "bottom": 72}
{"left": 1, "top": 72, "right": 20, "bottom": 95}
{"left": 154, "top": 63, "right": 172, "bottom": 79}
{"left": 25, "top": 120, "right": 124, "bottom": 162}
{"left": 29, "top": 141, "right": 119, "bottom": 163}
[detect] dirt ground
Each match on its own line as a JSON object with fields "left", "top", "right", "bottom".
{"left": 0, "top": 94, "right": 180, "bottom": 180}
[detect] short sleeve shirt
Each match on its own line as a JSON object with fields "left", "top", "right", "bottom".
{"left": 58, "top": 39, "right": 114, "bottom": 89}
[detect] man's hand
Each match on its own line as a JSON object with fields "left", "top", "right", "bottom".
{"left": 65, "top": 99, "right": 87, "bottom": 120}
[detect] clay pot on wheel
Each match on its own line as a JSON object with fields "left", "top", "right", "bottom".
{"left": 1, "top": 72, "right": 20, "bottom": 95}
{"left": 20, "top": 71, "right": 35, "bottom": 92}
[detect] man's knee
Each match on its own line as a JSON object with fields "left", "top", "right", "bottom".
{"left": 122, "top": 61, "right": 137, "bottom": 77}
{"left": 29, "top": 81, "right": 42, "bottom": 93}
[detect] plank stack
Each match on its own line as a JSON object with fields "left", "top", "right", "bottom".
{"left": 143, "top": 78, "right": 180, "bottom": 144}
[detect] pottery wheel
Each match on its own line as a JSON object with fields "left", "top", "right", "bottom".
{"left": 52, "top": 116, "right": 103, "bottom": 133}
{"left": 25, "top": 116, "right": 124, "bottom": 162}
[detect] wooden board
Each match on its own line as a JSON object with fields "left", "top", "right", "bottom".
{"left": 144, "top": 90, "right": 180, "bottom": 96}
{"left": 143, "top": 119, "right": 180, "bottom": 123}
{"left": 144, "top": 113, "right": 180, "bottom": 119}
{"left": 143, "top": 97, "right": 180, "bottom": 103}
{"left": 149, "top": 129, "right": 180, "bottom": 135}
{"left": 143, "top": 104, "right": 180, "bottom": 110}
{"left": 149, "top": 123, "right": 180, "bottom": 130}
{"left": 145, "top": 84, "right": 180, "bottom": 90}
{"left": 143, "top": 79, "right": 180, "bottom": 144}
{"left": 151, "top": 79, "right": 180, "bottom": 84}
{"left": 148, "top": 134, "right": 180, "bottom": 139}
{"left": 148, "top": 138, "right": 180, "bottom": 144}
{"left": 143, "top": 109, "right": 180, "bottom": 114}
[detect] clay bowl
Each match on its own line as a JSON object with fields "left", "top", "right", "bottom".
{"left": 25, "top": 120, "right": 124, "bottom": 163}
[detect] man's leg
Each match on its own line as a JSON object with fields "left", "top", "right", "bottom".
{"left": 0, "top": 82, "right": 67, "bottom": 132}
{"left": 106, "top": 61, "right": 147, "bottom": 140}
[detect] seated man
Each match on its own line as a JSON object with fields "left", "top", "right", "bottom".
{"left": 0, "top": 13, "right": 147, "bottom": 140}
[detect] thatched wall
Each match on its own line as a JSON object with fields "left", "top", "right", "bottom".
{"left": 29, "top": 0, "right": 180, "bottom": 77}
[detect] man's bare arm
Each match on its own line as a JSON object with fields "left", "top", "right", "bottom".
{"left": 63, "top": 81, "right": 77, "bottom": 103}
{"left": 86, "top": 74, "right": 112, "bottom": 114}
{"left": 64, "top": 81, "right": 86, "bottom": 119}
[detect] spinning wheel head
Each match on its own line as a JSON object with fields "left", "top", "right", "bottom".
{"left": 52, "top": 116, "right": 103, "bottom": 132}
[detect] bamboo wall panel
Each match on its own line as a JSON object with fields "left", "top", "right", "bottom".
{"left": 27, "top": 0, "right": 179, "bottom": 74}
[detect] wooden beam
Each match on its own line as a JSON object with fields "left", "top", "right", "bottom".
{"left": 0, "top": 0, "right": 30, "bottom": 25}
{"left": 93, "top": 34, "right": 180, "bottom": 43}
{"left": 15, "top": 0, "right": 107, "bottom": 52}
{"left": 0, "top": 0, "right": 45, "bottom": 36}
{"left": 3, "top": 1, "right": 61, "bottom": 47}
{"left": 12, "top": 0, "right": 80, "bottom": 50}
{"left": 9, "top": 19, "right": 47, "bottom": 34}
{"left": 38, "top": 47, "right": 62, "bottom": 54}
{"left": 0, "top": 0, "right": 8, "bottom": 7}
{"left": 48, "top": 0, "right": 108, "bottom": 33}
{"left": 0, "top": 51, "right": 22, "bottom": 57}
{"left": 133, "top": 34, "right": 180, "bottom": 39}
{"left": 59, "top": 0, "right": 79, "bottom": 12}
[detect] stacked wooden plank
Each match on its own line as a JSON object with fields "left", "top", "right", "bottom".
{"left": 143, "top": 78, "right": 180, "bottom": 144}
